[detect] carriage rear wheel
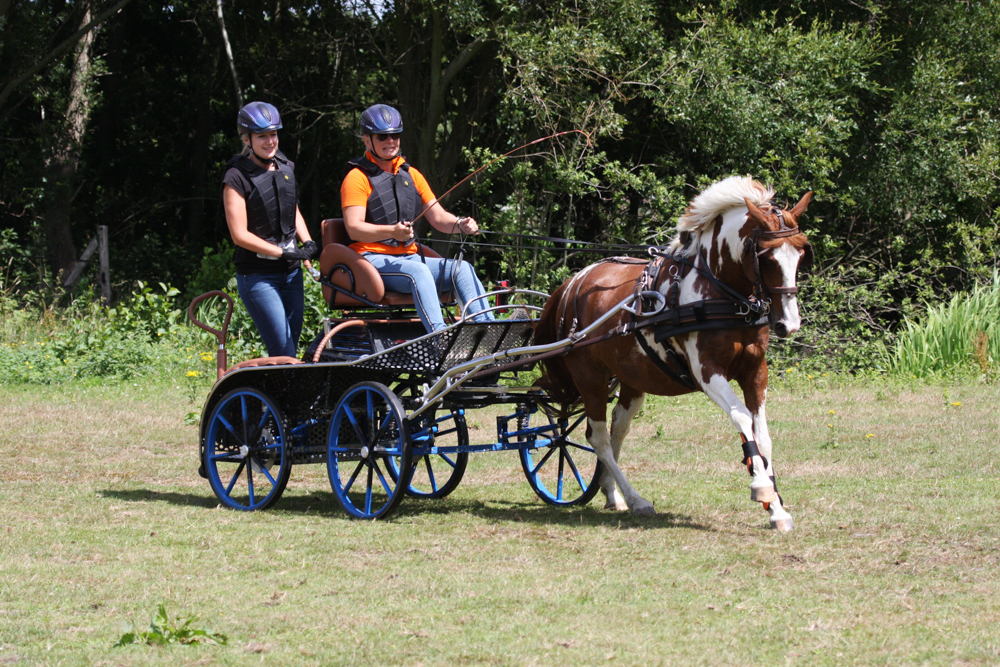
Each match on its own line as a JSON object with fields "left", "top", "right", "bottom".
{"left": 518, "top": 399, "right": 603, "bottom": 507}
{"left": 327, "top": 381, "right": 412, "bottom": 520}
{"left": 203, "top": 387, "right": 291, "bottom": 511}
{"left": 389, "top": 409, "right": 469, "bottom": 499}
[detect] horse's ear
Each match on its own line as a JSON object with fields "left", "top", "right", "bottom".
{"left": 744, "top": 198, "right": 769, "bottom": 225}
{"left": 789, "top": 191, "right": 813, "bottom": 219}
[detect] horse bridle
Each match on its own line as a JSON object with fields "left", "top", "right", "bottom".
{"left": 743, "top": 207, "right": 807, "bottom": 299}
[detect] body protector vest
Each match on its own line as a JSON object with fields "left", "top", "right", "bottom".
{"left": 227, "top": 150, "right": 298, "bottom": 271}
{"left": 346, "top": 155, "right": 423, "bottom": 248}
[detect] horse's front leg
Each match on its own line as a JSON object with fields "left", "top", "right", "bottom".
{"left": 751, "top": 401, "right": 794, "bottom": 532}
{"left": 692, "top": 359, "right": 789, "bottom": 528}
{"left": 599, "top": 384, "right": 645, "bottom": 511}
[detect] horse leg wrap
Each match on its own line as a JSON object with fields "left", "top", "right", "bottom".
{"left": 743, "top": 439, "right": 776, "bottom": 503}
{"left": 740, "top": 439, "right": 769, "bottom": 475}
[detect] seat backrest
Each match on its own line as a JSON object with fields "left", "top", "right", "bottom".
{"left": 319, "top": 217, "right": 451, "bottom": 309}
{"left": 322, "top": 218, "right": 351, "bottom": 247}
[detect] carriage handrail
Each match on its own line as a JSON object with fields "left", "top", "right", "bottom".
{"left": 188, "top": 290, "right": 234, "bottom": 380}
{"left": 457, "top": 288, "right": 550, "bottom": 322}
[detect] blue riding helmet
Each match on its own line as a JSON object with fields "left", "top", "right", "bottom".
{"left": 360, "top": 104, "right": 403, "bottom": 135}
{"left": 237, "top": 101, "right": 283, "bottom": 135}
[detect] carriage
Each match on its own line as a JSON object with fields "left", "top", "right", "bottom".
{"left": 191, "top": 178, "right": 813, "bottom": 528}
{"left": 189, "top": 217, "right": 621, "bottom": 520}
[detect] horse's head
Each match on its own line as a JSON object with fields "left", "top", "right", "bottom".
{"left": 742, "top": 192, "right": 813, "bottom": 338}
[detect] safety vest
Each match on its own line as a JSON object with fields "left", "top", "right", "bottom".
{"left": 227, "top": 151, "right": 298, "bottom": 271}
{"left": 346, "top": 155, "right": 423, "bottom": 248}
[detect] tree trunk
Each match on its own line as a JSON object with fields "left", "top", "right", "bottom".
{"left": 41, "top": 3, "right": 96, "bottom": 283}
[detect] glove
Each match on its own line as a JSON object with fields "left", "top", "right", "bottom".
{"left": 281, "top": 245, "right": 311, "bottom": 261}
{"left": 301, "top": 240, "right": 320, "bottom": 259}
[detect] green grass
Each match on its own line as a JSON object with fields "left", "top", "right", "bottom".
{"left": 1, "top": 376, "right": 999, "bottom": 665}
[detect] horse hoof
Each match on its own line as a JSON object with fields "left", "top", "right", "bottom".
{"left": 750, "top": 482, "right": 777, "bottom": 504}
{"left": 631, "top": 502, "right": 655, "bottom": 518}
{"left": 770, "top": 516, "right": 794, "bottom": 532}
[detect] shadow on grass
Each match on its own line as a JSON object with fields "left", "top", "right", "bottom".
{"left": 100, "top": 487, "right": 709, "bottom": 531}
{"left": 99, "top": 489, "right": 219, "bottom": 508}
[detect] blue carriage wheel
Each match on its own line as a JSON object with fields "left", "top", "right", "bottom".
{"left": 327, "top": 382, "right": 412, "bottom": 520}
{"left": 389, "top": 410, "right": 469, "bottom": 499}
{"left": 204, "top": 387, "right": 291, "bottom": 511}
{"left": 518, "top": 403, "right": 603, "bottom": 507}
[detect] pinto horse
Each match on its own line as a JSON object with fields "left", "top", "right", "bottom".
{"left": 534, "top": 176, "right": 812, "bottom": 531}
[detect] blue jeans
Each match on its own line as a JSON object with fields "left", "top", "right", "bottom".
{"left": 365, "top": 253, "right": 495, "bottom": 332}
{"left": 236, "top": 269, "right": 304, "bottom": 357}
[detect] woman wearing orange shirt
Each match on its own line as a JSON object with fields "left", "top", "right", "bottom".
{"left": 340, "top": 104, "right": 494, "bottom": 332}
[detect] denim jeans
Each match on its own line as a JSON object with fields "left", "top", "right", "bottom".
{"left": 364, "top": 253, "right": 495, "bottom": 332}
{"left": 236, "top": 269, "right": 304, "bottom": 357}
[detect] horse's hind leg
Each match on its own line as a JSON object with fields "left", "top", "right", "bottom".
{"left": 583, "top": 393, "right": 654, "bottom": 517}
{"left": 599, "top": 385, "right": 645, "bottom": 511}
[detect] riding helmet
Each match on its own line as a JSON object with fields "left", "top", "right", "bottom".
{"left": 360, "top": 104, "right": 403, "bottom": 135}
{"left": 237, "top": 101, "right": 283, "bottom": 135}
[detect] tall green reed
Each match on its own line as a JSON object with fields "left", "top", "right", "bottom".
{"left": 892, "top": 271, "right": 1000, "bottom": 378}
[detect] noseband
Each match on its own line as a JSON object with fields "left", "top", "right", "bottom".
{"left": 744, "top": 207, "right": 805, "bottom": 298}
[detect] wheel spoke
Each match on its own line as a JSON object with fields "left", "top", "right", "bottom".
{"left": 372, "top": 411, "right": 397, "bottom": 451}
{"left": 240, "top": 396, "right": 250, "bottom": 447}
{"left": 224, "top": 460, "right": 247, "bottom": 495}
{"left": 562, "top": 447, "right": 587, "bottom": 492}
{"left": 215, "top": 413, "right": 243, "bottom": 444}
{"left": 342, "top": 403, "right": 367, "bottom": 447}
{"left": 365, "top": 390, "right": 375, "bottom": 442}
{"left": 530, "top": 446, "right": 557, "bottom": 476}
{"left": 343, "top": 459, "right": 365, "bottom": 495}
{"left": 364, "top": 465, "right": 374, "bottom": 514}
{"left": 421, "top": 456, "right": 439, "bottom": 492}
{"left": 372, "top": 458, "right": 393, "bottom": 496}
{"left": 563, "top": 439, "right": 596, "bottom": 454}
{"left": 247, "top": 406, "right": 272, "bottom": 447}
{"left": 254, "top": 457, "right": 278, "bottom": 486}
{"left": 246, "top": 464, "right": 255, "bottom": 506}
{"left": 556, "top": 448, "right": 566, "bottom": 500}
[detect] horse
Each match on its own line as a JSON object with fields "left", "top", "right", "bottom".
{"left": 534, "top": 176, "right": 812, "bottom": 531}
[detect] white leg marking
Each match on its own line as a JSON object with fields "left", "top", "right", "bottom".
{"left": 685, "top": 342, "right": 777, "bottom": 504}
{"left": 600, "top": 396, "right": 645, "bottom": 510}
{"left": 752, "top": 398, "right": 794, "bottom": 530}
{"left": 589, "top": 418, "right": 654, "bottom": 517}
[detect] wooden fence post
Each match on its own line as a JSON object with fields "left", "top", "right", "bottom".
{"left": 98, "top": 225, "right": 110, "bottom": 304}
{"left": 62, "top": 236, "right": 99, "bottom": 288}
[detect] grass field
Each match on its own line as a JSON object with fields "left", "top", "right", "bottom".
{"left": 1, "top": 376, "right": 998, "bottom": 665}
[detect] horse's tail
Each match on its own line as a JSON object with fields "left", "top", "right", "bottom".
{"left": 533, "top": 279, "right": 582, "bottom": 408}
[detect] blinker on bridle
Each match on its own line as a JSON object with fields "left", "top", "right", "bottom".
{"left": 744, "top": 205, "right": 804, "bottom": 297}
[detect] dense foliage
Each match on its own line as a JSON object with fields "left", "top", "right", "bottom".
{"left": 2, "top": 0, "right": 998, "bottom": 372}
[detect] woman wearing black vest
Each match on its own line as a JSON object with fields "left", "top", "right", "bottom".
{"left": 222, "top": 101, "right": 319, "bottom": 358}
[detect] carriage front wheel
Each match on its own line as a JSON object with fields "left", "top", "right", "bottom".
{"left": 518, "top": 401, "right": 603, "bottom": 507}
{"left": 327, "top": 381, "right": 413, "bottom": 520}
{"left": 203, "top": 387, "right": 292, "bottom": 511}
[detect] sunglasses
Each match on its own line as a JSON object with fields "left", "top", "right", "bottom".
{"left": 374, "top": 133, "right": 400, "bottom": 142}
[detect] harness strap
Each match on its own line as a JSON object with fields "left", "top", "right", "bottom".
{"left": 633, "top": 328, "right": 698, "bottom": 390}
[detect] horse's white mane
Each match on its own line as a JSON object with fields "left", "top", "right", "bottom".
{"left": 668, "top": 176, "right": 775, "bottom": 255}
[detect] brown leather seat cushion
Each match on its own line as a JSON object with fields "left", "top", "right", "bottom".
{"left": 225, "top": 356, "right": 303, "bottom": 375}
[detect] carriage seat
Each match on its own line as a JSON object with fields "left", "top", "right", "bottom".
{"left": 319, "top": 218, "right": 453, "bottom": 309}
